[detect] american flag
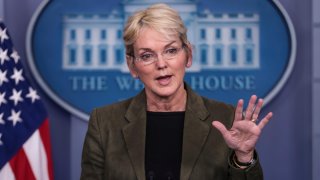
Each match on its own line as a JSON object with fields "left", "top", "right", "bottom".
{"left": 0, "top": 22, "right": 53, "bottom": 179}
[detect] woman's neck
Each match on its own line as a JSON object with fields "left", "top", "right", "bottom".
{"left": 146, "top": 89, "right": 187, "bottom": 112}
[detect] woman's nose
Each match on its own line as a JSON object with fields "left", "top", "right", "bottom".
{"left": 155, "top": 55, "right": 167, "bottom": 69}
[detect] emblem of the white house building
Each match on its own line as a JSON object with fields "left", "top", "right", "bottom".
{"left": 62, "top": 3, "right": 260, "bottom": 72}
{"left": 28, "top": 0, "right": 296, "bottom": 120}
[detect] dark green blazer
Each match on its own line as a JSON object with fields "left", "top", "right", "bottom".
{"left": 81, "top": 85, "right": 263, "bottom": 180}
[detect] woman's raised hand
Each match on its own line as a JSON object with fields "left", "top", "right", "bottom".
{"left": 212, "top": 95, "right": 273, "bottom": 162}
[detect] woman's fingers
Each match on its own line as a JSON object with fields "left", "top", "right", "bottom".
{"left": 244, "top": 95, "right": 257, "bottom": 120}
{"left": 251, "top": 98, "right": 263, "bottom": 122}
{"left": 258, "top": 112, "right": 273, "bottom": 129}
{"left": 234, "top": 99, "right": 244, "bottom": 122}
{"left": 212, "top": 121, "right": 229, "bottom": 137}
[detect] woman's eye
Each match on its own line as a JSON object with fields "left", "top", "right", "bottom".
{"left": 140, "top": 53, "right": 153, "bottom": 61}
{"left": 166, "top": 48, "right": 178, "bottom": 54}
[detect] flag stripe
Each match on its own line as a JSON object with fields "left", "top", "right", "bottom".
{"left": 39, "top": 119, "right": 54, "bottom": 180}
{"left": 9, "top": 148, "right": 36, "bottom": 180}
{"left": 23, "top": 129, "right": 49, "bottom": 180}
{"left": 0, "top": 163, "right": 15, "bottom": 180}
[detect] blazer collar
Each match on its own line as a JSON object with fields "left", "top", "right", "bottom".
{"left": 122, "top": 84, "right": 210, "bottom": 180}
{"left": 180, "top": 84, "right": 210, "bottom": 180}
{"left": 123, "top": 90, "right": 147, "bottom": 180}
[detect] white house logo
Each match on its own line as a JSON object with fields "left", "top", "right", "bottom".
{"left": 62, "top": 12, "right": 259, "bottom": 72}
{"left": 27, "top": 0, "right": 296, "bottom": 120}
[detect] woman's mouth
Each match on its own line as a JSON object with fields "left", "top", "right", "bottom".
{"left": 156, "top": 75, "right": 172, "bottom": 86}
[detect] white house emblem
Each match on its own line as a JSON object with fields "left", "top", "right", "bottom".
{"left": 27, "top": 0, "right": 296, "bottom": 120}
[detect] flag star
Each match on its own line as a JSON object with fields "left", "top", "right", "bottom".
{"left": 10, "top": 50, "right": 20, "bottom": 63}
{"left": 0, "top": 27, "right": 9, "bottom": 43}
{"left": 0, "top": 133, "right": 3, "bottom": 146}
{"left": 8, "top": 109, "right": 22, "bottom": 126}
{"left": 0, "top": 70, "right": 9, "bottom": 86}
{"left": 9, "top": 89, "right": 23, "bottom": 106}
{"left": 0, "top": 48, "right": 10, "bottom": 65}
{"left": 0, "top": 113, "right": 5, "bottom": 125}
{"left": 26, "top": 87, "right": 40, "bottom": 103}
{"left": 10, "top": 68, "right": 24, "bottom": 85}
{"left": 0, "top": 92, "right": 7, "bottom": 106}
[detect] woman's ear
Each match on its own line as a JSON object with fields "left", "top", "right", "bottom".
{"left": 126, "top": 55, "right": 139, "bottom": 78}
{"left": 185, "top": 43, "right": 193, "bottom": 68}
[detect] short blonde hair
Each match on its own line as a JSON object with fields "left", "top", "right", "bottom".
{"left": 123, "top": 3, "right": 189, "bottom": 56}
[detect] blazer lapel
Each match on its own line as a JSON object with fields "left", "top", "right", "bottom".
{"left": 123, "top": 91, "right": 147, "bottom": 180}
{"left": 121, "top": 85, "right": 210, "bottom": 180}
{"left": 180, "top": 86, "right": 210, "bottom": 180}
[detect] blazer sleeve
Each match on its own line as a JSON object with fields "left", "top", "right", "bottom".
{"left": 80, "top": 109, "right": 105, "bottom": 180}
{"left": 228, "top": 150, "right": 264, "bottom": 180}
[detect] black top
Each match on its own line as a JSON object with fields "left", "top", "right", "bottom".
{"left": 145, "top": 111, "right": 185, "bottom": 180}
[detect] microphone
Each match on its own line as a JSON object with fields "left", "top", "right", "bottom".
{"left": 147, "top": 171, "right": 155, "bottom": 180}
{"left": 165, "top": 171, "right": 174, "bottom": 180}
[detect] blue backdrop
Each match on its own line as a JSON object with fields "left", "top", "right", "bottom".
{"left": 2, "top": 0, "right": 313, "bottom": 179}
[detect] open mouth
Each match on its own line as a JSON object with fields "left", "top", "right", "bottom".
{"left": 156, "top": 75, "right": 172, "bottom": 85}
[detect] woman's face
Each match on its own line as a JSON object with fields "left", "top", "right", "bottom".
{"left": 127, "top": 27, "right": 192, "bottom": 99}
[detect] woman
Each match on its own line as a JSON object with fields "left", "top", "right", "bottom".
{"left": 80, "top": 3, "right": 273, "bottom": 180}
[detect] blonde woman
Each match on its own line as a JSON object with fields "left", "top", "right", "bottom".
{"left": 81, "top": 3, "right": 273, "bottom": 180}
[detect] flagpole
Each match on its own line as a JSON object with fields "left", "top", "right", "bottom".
{"left": 70, "top": 114, "right": 88, "bottom": 180}
{"left": 0, "top": 0, "right": 4, "bottom": 21}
